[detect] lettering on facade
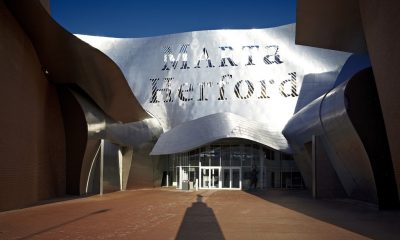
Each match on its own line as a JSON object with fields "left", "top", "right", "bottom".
{"left": 149, "top": 72, "right": 297, "bottom": 103}
{"left": 162, "top": 44, "right": 283, "bottom": 70}
{"left": 150, "top": 43, "right": 297, "bottom": 103}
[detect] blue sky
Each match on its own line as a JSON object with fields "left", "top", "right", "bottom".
{"left": 51, "top": 0, "right": 296, "bottom": 38}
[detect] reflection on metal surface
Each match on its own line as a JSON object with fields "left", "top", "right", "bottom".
{"left": 106, "top": 118, "right": 162, "bottom": 149}
{"left": 283, "top": 62, "right": 379, "bottom": 203}
{"left": 151, "top": 112, "right": 290, "bottom": 155}
{"left": 78, "top": 24, "right": 351, "bottom": 153}
{"left": 69, "top": 89, "right": 162, "bottom": 195}
{"left": 71, "top": 89, "right": 163, "bottom": 149}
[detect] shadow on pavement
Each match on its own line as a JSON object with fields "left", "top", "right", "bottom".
{"left": 18, "top": 209, "right": 110, "bottom": 239}
{"left": 248, "top": 189, "right": 400, "bottom": 240}
{"left": 176, "top": 194, "right": 225, "bottom": 240}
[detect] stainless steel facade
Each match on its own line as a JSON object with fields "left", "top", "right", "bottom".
{"left": 79, "top": 24, "right": 351, "bottom": 154}
{"left": 296, "top": 0, "right": 400, "bottom": 209}
{"left": 78, "top": 23, "right": 400, "bottom": 207}
{"left": 77, "top": 25, "right": 388, "bottom": 198}
{"left": 283, "top": 57, "right": 400, "bottom": 207}
{"left": 283, "top": 75, "right": 378, "bottom": 203}
{"left": 2, "top": 0, "right": 398, "bottom": 211}
{"left": 150, "top": 112, "right": 289, "bottom": 155}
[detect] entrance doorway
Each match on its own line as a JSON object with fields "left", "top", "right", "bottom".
{"left": 221, "top": 167, "right": 241, "bottom": 189}
{"left": 177, "top": 166, "right": 198, "bottom": 190}
{"left": 200, "top": 167, "right": 220, "bottom": 189}
{"left": 198, "top": 167, "right": 241, "bottom": 189}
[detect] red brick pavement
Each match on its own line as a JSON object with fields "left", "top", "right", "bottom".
{"left": 0, "top": 189, "right": 399, "bottom": 239}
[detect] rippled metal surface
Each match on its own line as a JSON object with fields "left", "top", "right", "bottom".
{"left": 106, "top": 119, "right": 162, "bottom": 149}
{"left": 321, "top": 82, "right": 377, "bottom": 202}
{"left": 150, "top": 112, "right": 289, "bottom": 155}
{"left": 71, "top": 90, "right": 162, "bottom": 149}
{"left": 78, "top": 24, "right": 350, "bottom": 153}
{"left": 283, "top": 73, "right": 378, "bottom": 203}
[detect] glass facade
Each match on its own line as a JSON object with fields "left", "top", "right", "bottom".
{"left": 163, "top": 139, "right": 305, "bottom": 190}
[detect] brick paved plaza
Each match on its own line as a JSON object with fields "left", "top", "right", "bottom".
{"left": 0, "top": 189, "right": 399, "bottom": 240}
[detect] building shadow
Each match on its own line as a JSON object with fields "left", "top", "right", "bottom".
{"left": 18, "top": 209, "right": 110, "bottom": 240}
{"left": 176, "top": 194, "right": 225, "bottom": 240}
{"left": 247, "top": 190, "right": 400, "bottom": 240}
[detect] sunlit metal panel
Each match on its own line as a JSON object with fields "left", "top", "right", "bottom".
{"left": 150, "top": 112, "right": 289, "bottom": 155}
{"left": 78, "top": 24, "right": 351, "bottom": 153}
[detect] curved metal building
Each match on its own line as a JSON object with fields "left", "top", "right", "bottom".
{"left": 1, "top": 0, "right": 399, "bottom": 211}
{"left": 78, "top": 24, "right": 351, "bottom": 151}
{"left": 76, "top": 25, "right": 355, "bottom": 194}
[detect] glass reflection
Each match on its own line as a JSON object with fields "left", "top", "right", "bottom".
{"left": 168, "top": 140, "right": 304, "bottom": 190}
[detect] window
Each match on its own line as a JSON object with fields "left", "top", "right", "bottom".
{"left": 200, "top": 147, "right": 209, "bottom": 166}
{"left": 263, "top": 147, "right": 275, "bottom": 160}
{"left": 210, "top": 145, "right": 221, "bottom": 166}
{"left": 189, "top": 149, "right": 199, "bottom": 166}
{"left": 231, "top": 145, "right": 241, "bottom": 166}
{"left": 221, "top": 145, "right": 230, "bottom": 166}
{"left": 242, "top": 144, "right": 253, "bottom": 166}
{"left": 281, "top": 153, "right": 294, "bottom": 161}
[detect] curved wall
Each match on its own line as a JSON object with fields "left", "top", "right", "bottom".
{"left": 320, "top": 79, "right": 377, "bottom": 203}
{"left": 57, "top": 88, "right": 88, "bottom": 195}
{"left": 296, "top": 0, "right": 400, "bottom": 206}
{"left": 1, "top": 0, "right": 152, "bottom": 210}
{"left": 151, "top": 112, "right": 290, "bottom": 155}
{"left": 345, "top": 68, "right": 399, "bottom": 208}
{"left": 5, "top": 0, "right": 149, "bottom": 123}
{"left": 79, "top": 24, "right": 352, "bottom": 155}
{"left": 284, "top": 68, "right": 400, "bottom": 208}
{"left": 0, "top": 1, "right": 66, "bottom": 211}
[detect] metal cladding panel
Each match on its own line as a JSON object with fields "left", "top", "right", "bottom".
{"left": 78, "top": 24, "right": 351, "bottom": 153}
{"left": 321, "top": 83, "right": 377, "bottom": 202}
{"left": 150, "top": 112, "right": 289, "bottom": 155}
{"left": 283, "top": 79, "right": 378, "bottom": 203}
{"left": 71, "top": 90, "right": 162, "bottom": 149}
{"left": 105, "top": 119, "right": 162, "bottom": 149}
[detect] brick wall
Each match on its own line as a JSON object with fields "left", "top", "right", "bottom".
{"left": 0, "top": 1, "right": 66, "bottom": 211}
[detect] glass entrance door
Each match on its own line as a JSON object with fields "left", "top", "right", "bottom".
{"left": 221, "top": 167, "right": 241, "bottom": 189}
{"left": 223, "top": 168, "right": 230, "bottom": 188}
{"left": 210, "top": 168, "right": 220, "bottom": 188}
{"left": 178, "top": 167, "right": 198, "bottom": 190}
{"left": 232, "top": 168, "right": 241, "bottom": 189}
{"left": 200, "top": 167, "right": 220, "bottom": 189}
{"left": 198, "top": 166, "right": 241, "bottom": 189}
{"left": 201, "top": 168, "right": 210, "bottom": 188}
